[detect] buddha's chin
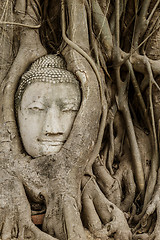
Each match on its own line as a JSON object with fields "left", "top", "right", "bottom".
{"left": 30, "top": 144, "right": 63, "bottom": 158}
{"left": 41, "top": 144, "right": 63, "bottom": 155}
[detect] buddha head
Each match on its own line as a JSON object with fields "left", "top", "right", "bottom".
{"left": 15, "top": 55, "right": 81, "bottom": 158}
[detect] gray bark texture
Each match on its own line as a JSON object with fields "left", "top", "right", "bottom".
{"left": 0, "top": 0, "right": 160, "bottom": 239}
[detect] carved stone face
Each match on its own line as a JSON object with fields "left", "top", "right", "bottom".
{"left": 18, "top": 82, "right": 81, "bottom": 158}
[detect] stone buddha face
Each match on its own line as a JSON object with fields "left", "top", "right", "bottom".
{"left": 16, "top": 55, "right": 81, "bottom": 158}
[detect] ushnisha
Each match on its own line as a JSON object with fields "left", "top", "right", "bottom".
{"left": 15, "top": 54, "right": 80, "bottom": 113}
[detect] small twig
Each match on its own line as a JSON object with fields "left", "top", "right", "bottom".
{"left": 85, "top": 0, "right": 100, "bottom": 65}
{"left": 33, "top": 0, "right": 42, "bottom": 17}
{"left": 147, "top": 62, "right": 158, "bottom": 142}
{"left": 115, "top": 0, "right": 120, "bottom": 56}
{"left": 139, "top": 0, "right": 151, "bottom": 19}
{"left": 43, "top": 0, "right": 49, "bottom": 18}
{"left": 30, "top": 0, "right": 41, "bottom": 22}
{"left": 120, "top": 21, "right": 160, "bottom": 68}
{"left": 126, "top": 60, "right": 151, "bottom": 131}
{"left": 122, "top": 4, "right": 139, "bottom": 41}
{"left": 14, "top": 0, "right": 26, "bottom": 15}
{"left": 96, "top": 0, "right": 110, "bottom": 39}
{"left": 107, "top": 104, "right": 117, "bottom": 175}
{"left": 147, "top": 0, "right": 160, "bottom": 22}
{"left": 0, "top": 0, "right": 10, "bottom": 21}
{"left": 121, "top": 0, "right": 129, "bottom": 31}
{"left": 90, "top": 0, "right": 113, "bottom": 59}
{"left": 141, "top": 15, "right": 160, "bottom": 54}
{"left": 152, "top": 79, "right": 160, "bottom": 91}
{"left": 132, "top": 0, "right": 151, "bottom": 49}
{"left": 46, "top": 15, "right": 58, "bottom": 46}
{"left": 0, "top": 21, "right": 41, "bottom": 28}
{"left": 81, "top": 175, "right": 96, "bottom": 196}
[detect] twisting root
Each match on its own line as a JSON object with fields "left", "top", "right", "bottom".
{"left": 106, "top": 104, "right": 117, "bottom": 175}
{"left": 142, "top": 59, "right": 159, "bottom": 212}
{"left": 61, "top": 0, "right": 108, "bottom": 175}
{"left": 113, "top": 0, "right": 145, "bottom": 193}
{"left": 0, "top": 21, "right": 41, "bottom": 28}
{"left": 2, "top": 0, "right": 47, "bottom": 154}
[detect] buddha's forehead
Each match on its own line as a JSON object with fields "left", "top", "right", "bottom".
{"left": 21, "top": 82, "right": 81, "bottom": 107}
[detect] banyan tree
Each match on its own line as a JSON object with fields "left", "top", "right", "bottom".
{"left": 0, "top": 0, "right": 160, "bottom": 239}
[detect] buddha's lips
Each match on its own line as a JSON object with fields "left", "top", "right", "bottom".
{"left": 37, "top": 139, "right": 65, "bottom": 146}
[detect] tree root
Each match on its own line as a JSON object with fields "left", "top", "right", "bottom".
{"left": 90, "top": 0, "right": 113, "bottom": 60}
{"left": 93, "top": 151, "right": 136, "bottom": 212}
{"left": 133, "top": 233, "right": 149, "bottom": 240}
{"left": 42, "top": 192, "right": 86, "bottom": 240}
{"left": 134, "top": 170, "right": 160, "bottom": 239}
{"left": 82, "top": 176, "right": 132, "bottom": 240}
{"left": 2, "top": 0, "right": 47, "bottom": 154}
{"left": 93, "top": 159, "right": 121, "bottom": 207}
{"left": 115, "top": 154, "right": 136, "bottom": 212}
{"left": 0, "top": 169, "right": 57, "bottom": 240}
{"left": 61, "top": 0, "right": 108, "bottom": 176}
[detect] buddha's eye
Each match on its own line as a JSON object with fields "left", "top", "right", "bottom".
{"left": 27, "top": 102, "right": 46, "bottom": 112}
{"left": 61, "top": 103, "right": 79, "bottom": 112}
{"left": 29, "top": 107, "right": 45, "bottom": 112}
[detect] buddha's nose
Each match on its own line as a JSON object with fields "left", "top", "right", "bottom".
{"left": 43, "top": 106, "right": 64, "bottom": 136}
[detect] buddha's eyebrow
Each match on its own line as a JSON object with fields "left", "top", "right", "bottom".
{"left": 62, "top": 98, "right": 80, "bottom": 103}
{"left": 25, "top": 100, "right": 45, "bottom": 107}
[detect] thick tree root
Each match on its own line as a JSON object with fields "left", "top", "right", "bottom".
{"left": 134, "top": 170, "right": 160, "bottom": 239}
{"left": 42, "top": 193, "right": 86, "bottom": 240}
{"left": 82, "top": 176, "right": 132, "bottom": 240}
{"left": 133, "top": 233, "right": 149, "bottom": 240}
{"left": 93, "top": 151, "right": 136, "bottom": 212}
{"left": 0, "top": 169, "right": 57, "bottom": 240}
